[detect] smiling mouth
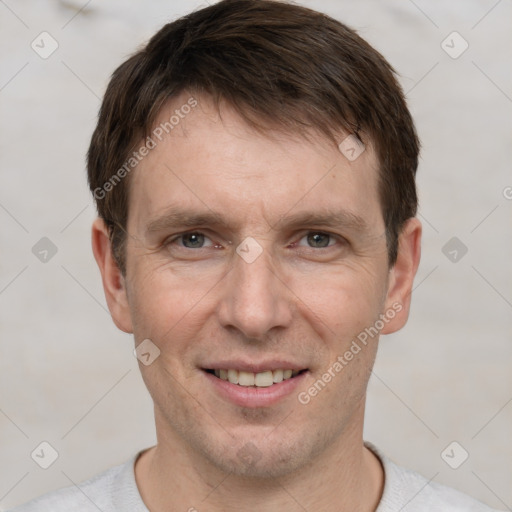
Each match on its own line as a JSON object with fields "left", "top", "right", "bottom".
{"left": 204, "top": 368, "right": 307, "bottom": 388}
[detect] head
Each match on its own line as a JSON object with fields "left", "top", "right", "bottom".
{"left": 90, "top": 0, "right": 421, "bottom": 478}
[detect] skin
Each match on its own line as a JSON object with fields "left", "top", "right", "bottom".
{"left": 92, "top": 92, "right": 421, "bottom": 512}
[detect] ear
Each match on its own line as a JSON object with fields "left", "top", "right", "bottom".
{"left": 91, "top": 218, "right": 133, "bottom": 333}
{"left": 380, "top": 217, "right": 422, "bottom": 335}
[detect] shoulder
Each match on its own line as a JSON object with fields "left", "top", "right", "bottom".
{"left": 7, "top": 452, "right": 147, "bottom": 512}
{"left": 366, "top": 442, "right": 502, "bottom": 512}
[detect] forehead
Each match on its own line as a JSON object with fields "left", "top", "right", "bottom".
{"left": 128, "top": 93, "right": 383, "bottom": 232}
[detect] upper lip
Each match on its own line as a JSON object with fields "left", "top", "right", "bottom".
{"left": 201, "top": 360, "right": 308, "bottom": 373}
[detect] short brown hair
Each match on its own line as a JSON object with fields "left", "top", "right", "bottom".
{"left": 87, "top": 0, "right": 419, "bottom": 273}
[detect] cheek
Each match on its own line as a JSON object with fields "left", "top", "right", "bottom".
{"left": 125, "top": 260, "right": 223, "bottom": 356}
{"left": 291, "top": 263, "right": 388, "bottom": 339}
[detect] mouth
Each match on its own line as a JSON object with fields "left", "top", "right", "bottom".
{"left": 204, "top": 368, "right": 307, "bottom": 387}
{"left": 201, "top": 366, "right": 309, "bottom": 407}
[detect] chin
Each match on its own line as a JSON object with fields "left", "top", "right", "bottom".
{"left": 200, "top": 430, "right": 320, "bottom": 479}
{"left": 211, "top": 448, "right": 305, "bottom": 479}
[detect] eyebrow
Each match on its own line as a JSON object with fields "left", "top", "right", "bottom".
{"left": 146, "top": 209, "right": 226, "bottom": 233}
{"left": 276, "top": 209, "right": 369, "bottom": 232}
{"left": 145, "top": 206, "right": 369, "bottom": 234}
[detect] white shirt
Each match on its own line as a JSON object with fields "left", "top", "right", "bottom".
{"left": 8, "top": 442, "right": 500, "bottom": 511}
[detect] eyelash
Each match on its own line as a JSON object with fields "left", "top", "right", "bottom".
{"left": 165, "top": 231, "right": 342, "bottom": 251}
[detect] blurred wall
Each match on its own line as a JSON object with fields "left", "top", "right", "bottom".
{"left": 1, "top": 0, "right": 511, "bottom": 509}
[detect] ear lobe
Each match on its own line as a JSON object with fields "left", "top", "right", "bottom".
{"left": 380, "top": 217, "right": 422, "bottom": 335}
{"left": 91, "top": 218, "right": 133, "bottom": 334}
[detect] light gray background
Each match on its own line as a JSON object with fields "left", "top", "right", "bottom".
{"left": 1, "top": 0, "right": 511, "bottom": 509}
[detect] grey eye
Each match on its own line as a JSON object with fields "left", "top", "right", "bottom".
{"left": 306, "top": 233, "right": 332, "bottom": 248}
{"left": 181, "top": 232, "right": 206, "bottom": 248}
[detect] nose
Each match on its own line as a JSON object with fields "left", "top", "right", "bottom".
{"left": 216, "top": 241, "right": 293, "bottom": 340}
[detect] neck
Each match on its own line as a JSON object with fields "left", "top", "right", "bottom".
{"left": 135, "top": 406, "right": 384, "bottom": 512}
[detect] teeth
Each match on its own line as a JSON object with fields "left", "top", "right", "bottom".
{"left": 254, "top": 371, "right": 274, "bottom": 387}
{"left": 238, "top": 371, "right": 255, "bottom": 386}
{"left": 273, "top": 369, "right": 284, "bottom": 383}
{"left": 213, "top": 368, "right": 301, "bottom": 387}
{"left": 227, "top": 369, "right": 238, "bottom": 384}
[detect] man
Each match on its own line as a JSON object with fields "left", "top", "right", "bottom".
{"left": 10, "top": 0, "right": 500, "bottom": 510}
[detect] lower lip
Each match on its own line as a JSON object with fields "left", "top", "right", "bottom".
{"left": 202, "top": 370, "right": 308, "bottom": 408}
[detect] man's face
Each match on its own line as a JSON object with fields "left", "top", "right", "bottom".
{"left": 106, "top": 94, "right": 411, "bottom": 477}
